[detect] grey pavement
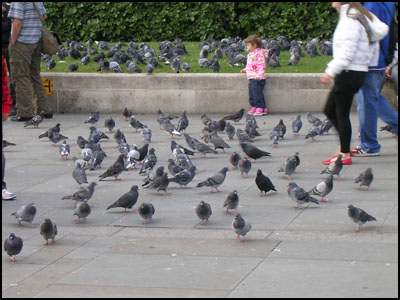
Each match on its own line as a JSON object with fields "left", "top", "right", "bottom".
{"left": 2, "top": 112, "right": 398, "bottom": 298}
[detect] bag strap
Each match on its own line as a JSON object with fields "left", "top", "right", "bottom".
{"left": 32, "top": 2, "right": 46, "bottom": 26}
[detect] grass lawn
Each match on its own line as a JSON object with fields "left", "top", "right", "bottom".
{"left": 41, "top": 41, "right": 332, "bottom": 74}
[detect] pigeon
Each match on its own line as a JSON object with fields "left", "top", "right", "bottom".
{"left": 309, "top": 174, "right": 334, "bottom": 202}
{"left": 167, "top": 158, "right": 184, "bottom": 176}
{"left": 151, "top": 172, "right": 170, "bottom": 195}
{"left": 118, "top": 142, "right": 130, "bottom": 156}
{"left": 11, "top": 202, "right": 37, "bottom": 228}
{"left": 223, "top": 190, "right": 239, "bottom": 214}
{"left": 123, "top": 107, "right": 133, "bottom": 121}
{"left": 238, "top": 157, "right": 252, "bottom": 178}
{"left": 81, "top": 145, "right": 92, "bottom": 162}
{"left": 305, "top": 125, "right": 321, "bottom": 141}
{"left": 84, "top": 111, "right": 100, "bottom": 125}
{"left": 74, "top": 200, "right": 91, "bottom": 224}
{"left": 197, "top": 167, "right": 229, "bottom": 193}
{"left": 90, "top": 147, "right": 107, "bottom": 170}
{"left": 287, "top": 152, "right": 301, "bottom": 168}
{"left": 104, "top": 116, "right": 116, "bottom": 132}
{"left": 45, "top": 57, "right": 56, "bottom": 69}
{"left": 236, "top": 128, "right": 253, "bottom": 143}
{"left": 170, "top": 140, "right": 194, "bottom": 156}
{"left": 306, "top": 112, "right": 322, "bottom": 126}
{"left": 320, "top": 119, "right": 333, "bottom": 135}
{"left": 138, "top": 202, "right": 155, "bottom": 224}
{"left": 4, "top": 233, "right": 23, "bottom": 262}
{"left": 288, "top": 52, "right": 300, "bottom": 66}
{"left": 181, "top": 62, "right": 191, "bottom": 72}
{"left": 209, "top": 131, "right": 231, "bottom": 152}
{"left": 267, "top": 53, "right": 280, "bottom": 68}
{"left": 126, "top": 61, "right": 142, "bottom": 73}
{"left": 139, "top": 148, "right": 157, "bottom": 175}
{"left": 80, "top": 55, "right": 90, "bottom": 65}
{"left": 67, "top": 63, "right": 78, "bottom": 71}
{"left": 72, "top": 157, "right": 91, "bottom": 171}
{"left": 76, "top": 136, "right": 89, "bottom": 149}
{"left": 183, "top": 133, "right": 197, "bottom": 150}
{"left": 62, "top": 182, "right": 97, "bottom": 207}
{"left": 114, "top": 129, "right": 127, "bottom": 145}
{"left": 129, "top": 115, "right": 145, "bottom": 132}
{"left": 321, "top": 155, "right": 343, "bottom": 180}
{"left": 24, "top": 111, "right": 45, "bottom": 128}
{"left": 137, "top": 143, "right": 149, "bottom": 163}
{"left": 141, "top": 125, "right": 152, "bottom": 144}
{"left": 269, "top": 129, "right": 280, "bottom": 148}
{"left": 292, "top": 114, "right": 302, "bottom": 136}
{"left": 354, "top": 168, "right": 374, "bottom": 191}
{"left": 255, "top": 169, "right": 277, "bottom": 196}
{"left": 200, "top": 114, "right": 212, "bottom": 126}
{"left": 209, "top": 56, "right": 220, "bottom": 72}
{"left": 110, "top": 61, "right": 123, "bottom": 73}
{"left": 196, "top": 201, "right": 212, "bottom": 225}
{"left": 142, "top": 166, "right": 164, "bottom": 188}
{"left": 232, "top": 213, "right": 251, "bottom": 242}
{"left": 222, "top": 108, "right": 246, "bottom": 123}
{"left": 38, "top": 123, "right": 61, "bottom": 139}
{"left": 160, "top": 119, "right": 179, "bottom": 138}
{"left": 274, "top": 119, "right": 287, "bottom": 139}
{"left": 229, "top": 152, "right": 241, "bottom": 170}
{"left": 240, "top": 142, "right": 271, "bottom": 161}
{"left": 48, "top": 131, "right": 69, "bottom": 145}
{"left": 175, "top": 110, "right": 189, "bottom": 134}
{"left": 278, "top": 156, "right": 298, "bottom": 180}
{"left": 168, "top": 166, "right": 196, "bottom": 188}
{"left": 107, "top": 185, "right": 139, "bottom": 213}
{"left": 59, "top": 140, "right": 70, "bottom": 160}
{"left": 287, "top": 182, "right": 319, "bottom": 209}
{"left": 73, "top": 163, "right": 88, "bottom": 186}
{"left": 176, "top": 153, "right": 195, "bottom": 170}
{"left": 171, "top": 56, "right": 180, "bottom": 73}
{"left": 125, "top": 146, "right": 140, "bottom": 170}
{"left": 99, "top": 154, "right": 125, "bottom": 181}
{"left": 193, "top": 138, "right": 218, "bottom": 157}
{"left": 145, "top": 63, "right": 154, "bottom": 75}
{"left": 217, "top": 119, "right": 226, "bottom": 132}
{"left": 347, "top": 204, "right": 377, "bottom": 232}
{"left": 2, "top": 140, "right": 16, "bottom": 148}
{"left": 40, "top": 218, "right": 58, "bottom": 246}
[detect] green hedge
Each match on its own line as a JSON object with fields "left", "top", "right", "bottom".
{"left": 44, "top": 2, "right": 339, "bottom": 42}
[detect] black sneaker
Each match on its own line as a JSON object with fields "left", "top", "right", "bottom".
{"left": 43, "top": 112, "right": 53, "bottom": 119}
{"left": 11, "top": 116, "right": 33, "bottom": 122}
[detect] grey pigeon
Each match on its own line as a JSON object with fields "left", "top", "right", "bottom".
{"left": 232, "top": 213, "right": 252, "bottom": 242}
{"left": 24, "top": 111, "right": 45, "bottom": 128}
{"left": 48, "top": 131, "right": 69, "bottom": 145}
{"left": 123, "top": 107, "right": 133, "bottom": 121}
{"left": 110, "top": 61, "right": 123, "bottom": 73}
{"left": 114, "top": 129, "right": 127, "bottom": 145}
{"left": 90, "top": 147, "right": 107, "bottom": 170}
{"left": 89, "top": 127, "right": 109, "bottom": 144}
{"left": 269, "top": 129, "right": 280, "bottom": 148}
{"left": 74, "top": 200, "right": 91, "bottom": 224}
{"left": 193, "top": 138, "right": 218, "bottom": 157}
{"left": 222, "top": 108, "right": 245, "bottom": 123}
{"left": 151, "top": 172, "right": 170, "bottom": 195}
{"left": 73, "top": 163, "right": 88, "bottom": 186}
{"left": 170, "top": 140, "right": 194, "bottom": 156}
{"left": 169, "top": 166, "right": 196, "bottom": 188}
{"left": 274, "top": 119, "right": 287, "bottom": 139}
{"left": 200, "top": 114, "right": 212, "bottom": 126}
{"left": 287, "top": 182, "right": 319, "bottom": 209}
{"left": 118, "top": 142, "right": 130, "bottom": 156}
{"left": 306, "top": 112, "right": 322, "bottom": 126}
{"left": 197, "top": 167, "right": 229, "bottom": 192}
{"left": 305, "top": 125, "right": 321, "bottom": 141}
{"left": 125, "top": 146, "right": 140, "bottom": 170}
{"left": 80, "top": 55, "right": 90, "bottom": 65}
{"left": 176, "top": 152, "right": 195, "bottom": 170}
{"left": 104, "top": 116, "right": 115, "bottom": 132}
{"left": 223, "top": 190, "right": 239, "bottom": 214}
{"left": 292, "top": 114, "right": 302, "bottom": 136}
{"left": 255, "top": 169, "right": 277, "bottom": 196}
{"left": 141, "top": 125, "right": 152, "bottom": 144}
{"left": 171, "top": 56, "right": 180, "bottom": 73}
{"left": 278, "top": 156, "right": 297, "bottom": 180}
{"left": 11, "top": 202, "right": 37, "bottom": 228}
{"left": 40, "top": 218, "right": 58, "bottom": 246}
{"left": 347, "top": 204, "right": 377, "bottom": 232}
{"left": 320, "top": 119, "right": 333, "bottom": 135}
{"left": 288, "top": 52, "right": 300, "bottom": 66}
{"left": 45, "top": 57, "right": 56, "bottom": 69}
{"left": 229, "top": 152, "right": 241, "bottom": 170}
{"left": 59, "top": 140, "right": 70, "bottom": 160}
{"left": 309, "top": 174, "right": 334, "bottom": 202}
{"left": 129, "top": 115, "right": 145, "bottom": 132}
{"left": 267, "top": 53, "right": 280, "bottom": 68}
{"left": 209, "top": 131, "right": 231, "bottom": 152}
{"left": 236, "top": 128, "right": 253, "bottom": 143}
{"left": 196, "top": 201, "right": 212, "bottom": 225}
{"left": 175, "top": 110, "right": 189, "bottom": 133}
{"left": 145, "top": 63, "right": 154, "bottom": 75}
{"left": 321, "top": 155, "right": 343, "bottom": 179}
{"left": 107, "top": 185, "right": 139, "bottom": 213}
{"left": 240, "top": 142, "right": 271, "bottom": 161}
{"left": 354, "top": 168, "right": 374, "bottom": 191}
{"left": 84, "top": 111, "right": 100, "bottom": 125}
{"left": 225, "top": 122, "right": 236, "bottom": 141}
{"left": 81, "top": 145, "right": 92, "bottom": 162}
{"left": 142, "top": 166, "right": 164, "bottom": 188}
{"left": 183, "top": 133, "right": 197, "bottom": 151}
{"left": 4, "top": 233, "right": 23, "bottom": 262}
{"left": 139, "top": 148, "right": 157, "bottom": 175}
{"left": 76, "top": 135, "right": 89, "bottom": 149}
{"left": 181, "top": 62, "right": 191, "bottom": 71}
{"left": 99, "top": 154, "right": 125, "bottom": 181}
{"left": 2, "top": 140, "right": 16, "bottom": 148}
{"left": 238, "top": 157, "right": 252, "bottom": 178}
{"left": 138, "top": 202, "right": 155, "bottom": 224}
{"left": 126, "top": 61, "right": 142, "bottom": 73}
{"left": 62, "top": 182, "right": 97, "bottom": 207}
{"left": 67, "top": 63, "right": 78, "bottom": 71}
{"left": 168, "top": 159, "right": 184, "bottom": 176}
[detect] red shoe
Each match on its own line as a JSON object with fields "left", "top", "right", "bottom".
{"left": 350, "top": 147, "right": 361, "bottom": 156}
{"left": 323, "top": 157, "right": 352, "bottom": 165}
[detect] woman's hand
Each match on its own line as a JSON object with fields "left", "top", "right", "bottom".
{"left": 321, "top": 73, "right": 333, "bottom": 84}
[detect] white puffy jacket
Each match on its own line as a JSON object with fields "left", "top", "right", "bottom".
{"left": 325, "top": 4, "right": 378, "bottom": 77}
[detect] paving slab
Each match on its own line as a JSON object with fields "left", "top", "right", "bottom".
{"left": 2, "top": 112, "right": 398, "bottom": 298}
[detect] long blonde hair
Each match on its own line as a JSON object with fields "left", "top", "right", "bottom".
{"left": 343, "top": 2, "right": 373, "bottom": 21}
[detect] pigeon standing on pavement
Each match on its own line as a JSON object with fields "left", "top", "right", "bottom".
{"left": 278, "top": 156, "right": 298, "bottom": 180}
{"left": 84, "top": 111, "right": 100, "bottom": 125}
{"left": 73, "top": 163, "right": 88, "bottom": 186}
{"left": 307, "top": 112, "right": 322, "bottom": 126}
{"left": 104, "top": 116, "right": 116, "bottom": 132}
{"left": 99, "top": 154, "right": 125, "bottom": 181}
{"left": 139, "top": 148, "right": 157, "bottom": 175}
{"left": 175, "top": 110, "right": 189, "bottom": 134}
{"left": 168, "top": 166, "right": 196, "bottom": 188}
{"left": 138, "top": 202, "right": 155, "bottom": 224}
{"left": 238, "top": 157, "right": 252, "bottom": 178}
{"left": 62, "top": 182, "right": 97, "bottom": 207}
{"left": 59, "top": 140, "right": 70, "bottom": 160}
{"left": 354, "top": 168, "right": 374, "bottom": 191}
{"left": 292, "top": 114, "right": 302, "bottom": 136}
{"left": 347, "top": 204, "right": 377, "bottom": 232}
{"left": 197, "top": 167, "right": 229, "bottom": 192}
{"left": 287, "top": 182, "right": 319, "bottom": 209}
{"left": 321, "top": 154, "right": 343, "bottom": 180}
{"left": 40, "top": 218, "right": 58, "bottom": 246}
{"left": 319, "top": 119, "right": 333, "bottom": 135}
{"left": 129, "top": 115, "right": 145, "bottom": 132}
{"left": 11, "top": 202, "right": 37, "bottom": 228}
{"left": 141, "top": 125, "right": 152, "bottom": 144}
{"left": 4, "top": 233, "right": 23, "bottom": 262}
{"left": 274, "top": 119, "right": 287, "bottom": 139}
{"left": 73, "top": 200, "right": 91, "bottom": 224}
{"left": 225, "top": 122, "right": 236, "bottom": 140}
{"left": 232, "top": 213, "right": 251, "bottom": 242}
{"left": 240, "top": 142, "right": 271, "bottom": 161}
{"left": 196, "top": 201, "right": 212, "bottom": 225}
{"left": 48, "top": 131, "right": 69, "bottom": 145}
{"left": 255, "top": 169, "right": 277, "bottom": 196}
{"left": 309, "top": 174, "right": 334, "bottom": 202}
{"left": 24, "top": 111, "right": 45, "bottom": 128}
{"left": 223, "top": 190, "right": 239, "bottom": 214}
{"left": 2, "top": 140, "right": 16, "bottom": 148}
{"left": 222, "top": 108, "right": 246, "bottom": 124}
{"left": 305, "top": 125, "right": 321, "bottom": 141}
{"left": 229, "top": 152, "right": 241, "bottom": 170}
{"left": 107, "top": 185, "right": 139, "bottom": 213}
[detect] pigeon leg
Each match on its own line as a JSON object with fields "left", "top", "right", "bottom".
{"left": 51, "top": 239, "right": 55, "bottom": 244}
{"left": 337, "top": 176, "right": 344, "bottom": 181}
{"left": 11, "top": 256, "right": 15, "bottom": 263}
{"left": 44, "top": 241, "right": 49, "bottom": 246}
{"left": 240, "top": 238, "right": 246, "bottom": 242}
{"left": 76, "top": 219, "right": 81, "bottom": 224}
{"left": 114, "top": 178, "right": 121, "bottom": 181}
{"left": 131, "top": 208, "right": 138, "bottom": 212}
{"left": 259, "top": 191, "right": 267, "bottom": 196}
{"left": 225, "top": 209, "right": 230, "bottom": 214}
{"left": 236, "top": 234, "right": 240, "bottom": 239}
{"left": 30, "top": 224, "right": 36, "bottom": 228}
{"left": 369, "top": 188, "right": 374, "bottom": 192}
{"left": 321, "top": 197, "right": 330, "bottom": 203}
{"left": 18, "top": 221, "right": 22, "bottom": 227}
{"left": 293, "top": 205, "right": 303, "bottom": 210}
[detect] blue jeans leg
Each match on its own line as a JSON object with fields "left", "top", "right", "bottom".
{"left": 249, "top": 79, "right": 266, "bottom": 109}
{"left": 248, "top": 80, "right": 256, "bottom": 107}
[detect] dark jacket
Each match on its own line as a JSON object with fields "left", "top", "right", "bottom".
{"left": 2, "top": 2, "right": 12, "bottom": 45}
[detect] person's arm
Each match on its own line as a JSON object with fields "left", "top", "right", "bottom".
{"left": 10, "top": 19, "right": 22, "bottom": 45}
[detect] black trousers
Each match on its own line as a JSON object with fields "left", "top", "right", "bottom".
{"left": 323, "top": 70, "right": 367, "bottom": 154}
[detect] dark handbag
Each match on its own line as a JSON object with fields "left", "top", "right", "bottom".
{"left": 32, "top": 3, "right": 61, "bottom": 55}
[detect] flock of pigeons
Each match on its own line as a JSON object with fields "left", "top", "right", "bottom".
{"left": 4, "top": 108, "right": 378, "bottom": 262}
{"left": 40, "top": 36, "right": 333, "bottom": 74}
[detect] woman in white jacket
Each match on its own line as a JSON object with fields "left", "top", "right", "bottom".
{"left": 321, "top": 2, "right": 377, "bottom": 165}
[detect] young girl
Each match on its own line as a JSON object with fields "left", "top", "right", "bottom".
{"left": 241, "top": 35, "right": 269, "bottom": 116}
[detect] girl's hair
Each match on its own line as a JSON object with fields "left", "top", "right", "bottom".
{"left": 342, "top": 2, "right": 373, "bottom": 21}
{"left": 245, "top": 35, "right": 262, "bottom": 48}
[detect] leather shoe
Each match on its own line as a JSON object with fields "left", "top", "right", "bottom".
{"left": 43, "top": 112, "right": 53, "bottom": 119}
{"left": 11, "top": 116, "right": 33, "bottom": 122}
